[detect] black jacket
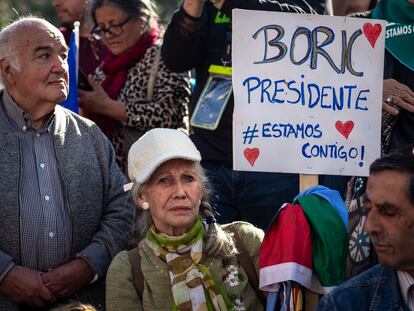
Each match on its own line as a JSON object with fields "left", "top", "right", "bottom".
{"left": 162, "top": 0, "right": 327, "bottom": 166}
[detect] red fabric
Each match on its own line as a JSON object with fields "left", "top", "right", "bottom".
{"left": 101, "top": 28, "right": 158, "bottom": 99}
{"left": 259, "top": 204, "right": 312, "bottom": 269}
{"left": 95, "top": 28, "right": 158, "bottom": 138}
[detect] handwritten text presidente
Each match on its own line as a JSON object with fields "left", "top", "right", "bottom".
{"left": 238, "top": 22, "right": 382, "bottom": 168}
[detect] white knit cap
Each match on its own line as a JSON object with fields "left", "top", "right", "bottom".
{"left": 127, "top": 128, "right": 202, "bottom": 185}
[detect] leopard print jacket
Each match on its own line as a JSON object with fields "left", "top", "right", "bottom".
{"left": 95, "top": 44, "right": 191, "bottom": 172}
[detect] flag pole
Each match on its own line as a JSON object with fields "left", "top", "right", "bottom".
{"left": 73, "top": 21, "right": 80, "bottom": 81}
{"left": 300, "top": 173, "right": 320, "bottom": 311}
{"left": 60, "top": 24, "right": 80, "bottom": 113}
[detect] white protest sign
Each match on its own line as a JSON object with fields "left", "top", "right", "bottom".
{"left": 233, "top": 10, "right": 385, "bottom": 176}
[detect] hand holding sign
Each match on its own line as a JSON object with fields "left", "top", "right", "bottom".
{"left": 382, "top": 78, "right": 414, "bottom": 115}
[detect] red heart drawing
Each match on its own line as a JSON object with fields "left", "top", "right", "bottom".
{"left": 335, "top": 121, "right": 354, "bottom": 139}
{"left": 244, "top": 148, "right": 260, "bottom": 167}
{"left": 363, "top": 23, "right": 382, "bottom": 48}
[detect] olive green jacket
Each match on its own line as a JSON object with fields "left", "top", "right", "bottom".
{"left": 106, "top": 222, "right": 264, "bottom": 311}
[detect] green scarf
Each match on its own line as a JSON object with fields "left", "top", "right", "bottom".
{"left": 145, "top": 216, "right": 234, "bottom": 311}
{"left": 372, "top": 0, "right": 414, "bottom": 71}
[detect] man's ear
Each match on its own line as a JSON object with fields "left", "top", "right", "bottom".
{"left": 0, "top": 59, "right": 17, "bottom": 85}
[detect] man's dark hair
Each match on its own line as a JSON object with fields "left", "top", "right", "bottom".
{"left": 369, "top": 144, "right": 414, "bottom": 206}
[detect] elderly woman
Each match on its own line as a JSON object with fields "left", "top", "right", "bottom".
{"left": 106, "top": 128, "right": 265, "bottom": 310}
{"left": 79, "top": 0, "right": 190, "bottom": 173}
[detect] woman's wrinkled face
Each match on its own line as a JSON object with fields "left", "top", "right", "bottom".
{"left": 138, "top": 159, "right": 203, "bottom": 236}
{"left": 94, "top": 3, "right": 145, "bottom": 55}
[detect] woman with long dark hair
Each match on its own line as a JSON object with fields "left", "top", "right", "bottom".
{"left": 79, "top": 0, "right": 190, "bottom": 173}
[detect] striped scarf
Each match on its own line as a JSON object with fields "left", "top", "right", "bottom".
{"left": 145, "top": 217, "right": 234, "bottom": 311}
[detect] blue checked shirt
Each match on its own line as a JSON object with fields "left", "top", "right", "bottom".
{"left": 0, "top": 91, "right": 71, "bottom": 275}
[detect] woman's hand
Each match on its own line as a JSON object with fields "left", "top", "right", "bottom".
{"left": 183, "top": 0, "right": 205, "bottom": 17}
{"left": 78, "top": 75, "right": 127, "bottom": 122}
{"left": 78, "top": 75, "right": 112, "bottom": 115}
{"left": 183, "top": 0, "right": 225, "bottom": 18}
{"left": 382, "top": 78, "right": 414, "bottom": 115}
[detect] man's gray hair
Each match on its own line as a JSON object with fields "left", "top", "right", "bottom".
{"left": 0, "top": 17, "right": 58, "bottom": 83}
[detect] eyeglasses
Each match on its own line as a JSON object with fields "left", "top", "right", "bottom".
{"left": 91, "top": 16, "right": 132, "bottom": 40}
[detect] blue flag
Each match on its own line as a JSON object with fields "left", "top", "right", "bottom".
{"left": 60, "top": 31, "right": 78, "bottom": 113}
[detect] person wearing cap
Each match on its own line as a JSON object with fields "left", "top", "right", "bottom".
{"left": 105, "top": 128, "right": 265, "bottom": 311}
{"left": 161, "top": 0, "right": 333, "bottom": 232}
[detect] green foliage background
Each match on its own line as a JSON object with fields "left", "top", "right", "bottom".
{"left": 0, "top": 0, "right": 182, "bottom": 28}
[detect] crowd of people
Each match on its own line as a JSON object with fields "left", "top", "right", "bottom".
{"left": 0, "top": 0, "right": 412, "bottom": 310}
